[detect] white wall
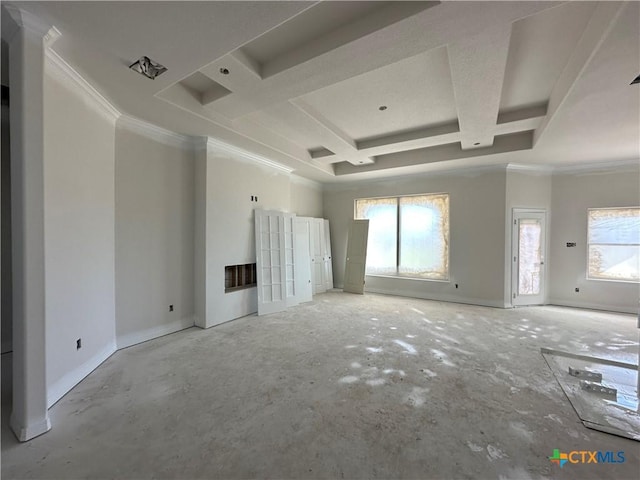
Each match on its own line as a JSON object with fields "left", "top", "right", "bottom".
{"left": 549, "top": 167, "right": 640, "bottom": 313}
{"left": 114, "top": 126, "right": 195, "bottom": 348}
{"left": 324, "top": 168, "right": 507, "bottom": 307}
{"left": 194, "top": 143, "right": 324, "bottom": 327}
{"left": 43, "top": 63, "right": 116, "bottom": 407}
{"left": 196, "top": 144, "right": 291, "bottom": 327}
{"left": 504, "top": 170, "right": 552, "bottom": 306}
{"left": 290, "top": 175, "right": 323, "bottom": 218}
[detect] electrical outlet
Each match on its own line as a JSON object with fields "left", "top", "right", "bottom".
{"left": 169, "top": 304, "right": 174, "bottom": 312}
{"left": 575, "top": 287, "right": 580, "bottom": 293}
{"left": 76, "top": 338, "right": 81, "bottom": 350}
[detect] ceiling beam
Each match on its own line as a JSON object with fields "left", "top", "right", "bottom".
{"left": 448, "top": 26, "right": 512, "bottom": 150}
{"left": 334, "top": 131, "right": 534, "bottom": 176}
{"left": 533, "top": 1, "right": 626, "bottom": 146}
{"left": 290, "top": 98, "right": 374, "bottom": 165}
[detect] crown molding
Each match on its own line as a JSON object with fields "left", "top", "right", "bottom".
{"left": 45, "top": 48, "right": 121, "bottom": 125}
{"left": 506, "top": 163, "right": 554, "bottom": 175}
{"left": 117, "top": 115, "right": 196, "bottom": 150}
{"left": 206, "top": 137, "right": 294, "bottom": 174}
{"left": 552, "top": 158, "right": 639, "bottom": 175}
{"left": 290, "top": 174, "right": 322, "bottom": 190}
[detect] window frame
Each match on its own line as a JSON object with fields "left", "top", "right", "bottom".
{"left": 586, "top": 206, "right": 640, "bottom": 283}
{"left": 354, "top": 192, "right": 450, "bottom": 282}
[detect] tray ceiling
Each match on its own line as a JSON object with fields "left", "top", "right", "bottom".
{"left": 5, "top": 1, "right": 639, "bottom": 182}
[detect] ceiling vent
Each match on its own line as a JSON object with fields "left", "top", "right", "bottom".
{"left": 129, "top": 56, "right": 167, "bottom": 80}
{"left": 631, "top": 74, "right": 640, "bottom": 85}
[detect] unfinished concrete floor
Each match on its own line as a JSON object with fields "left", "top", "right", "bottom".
{"left": 2, "top": 292, "right": 639, "bottom": 479}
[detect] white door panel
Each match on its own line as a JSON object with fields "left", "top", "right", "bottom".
{"left": 255, "top": 210, "right": 297, "bottom": 315}
{"left": 310, "top": 218, "right": 326, "bottom": 294}
{"left": 344, "top": 219, "right": 369, "bottom": 294}
{"left": 294, "top": 218, "right": 313, "bottom": 303}
{"left": 323, "top": 219, "right": 334, "bottom": 290}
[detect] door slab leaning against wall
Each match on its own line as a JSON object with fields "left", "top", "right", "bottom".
{"left": 344, "top": 219, "right": 369, "bottom": 295}
{"left": 255, "top": 209, "right": 297, "bottom": 315}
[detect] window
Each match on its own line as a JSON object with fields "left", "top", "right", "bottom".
{"left": 355, "top": 194, "right": 449, "bottom": 280}
{"left": 587, "top": 207, "right": 640, "bottom": 282}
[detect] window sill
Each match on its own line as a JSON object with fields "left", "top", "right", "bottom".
{"left": 365, "top": 274, "right": 450, "bottom": 283}
{"left": 586, "top": 277, "right": 639, "bottom": 284}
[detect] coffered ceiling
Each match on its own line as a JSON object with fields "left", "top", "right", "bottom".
{"left": 7, "top": 1, "right": 640, "bottom": 182}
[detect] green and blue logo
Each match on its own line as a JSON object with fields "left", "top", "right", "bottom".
{"left": 549, "top": 449, "right": 625, "bottom": 468}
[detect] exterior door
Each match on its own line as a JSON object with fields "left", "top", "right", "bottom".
{"left": 344, "top": 219, "right": 369, "bottom": 294}
{"left": 512, "top": 209, "right": 546, "bottom": 306}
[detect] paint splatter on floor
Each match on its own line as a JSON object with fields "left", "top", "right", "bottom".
{"left": 339, "top": 376, "right": 359, "bottom": 384}
{"left": 393, "top": 339, "right": 418, "bottom": 355}
{"left": 486, "top": 444, "right": 507, "bottom": 461}
{"left": 366, "top": 378, "right": 385, "bottom": 387}
{"left": 466, "top": 441, "right": 484, "bottom": 453}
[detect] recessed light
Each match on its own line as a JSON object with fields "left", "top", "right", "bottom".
{"left": 220, "top": 67, "right": 230, "bottom": 75}
{"left": 631, "top": 74, "right": 640, "bottom": 85}
{"left": 378, "top": 105, "right": 387, "bottom": 111}
{"left": 474, "top": 142, "right": 480, "bottom": 146}
{"left": 129, "top": 56, "right": 167, "bottom": 80}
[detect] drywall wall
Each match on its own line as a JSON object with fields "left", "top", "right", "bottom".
{"left": 114, "top": 126, "right": 195, "bottom": 348}
{"left": 43, "top": 63, "right": 116, "bottom": 407}
{"left": 324, "top": 168, "right": 507, "bottom": 307}
{"left": 195, "top": 141, "right": 293, "bottom": 327}
{"left": 504, "top": 170, "right": 552, "bottom": 307}
{"left": 290, "top": 175, "right": 323, "bottom": 218}
{"left": 549, "top": 167, "right": 640, "bottom": 314}
{"left": 1, "top": 99, "right": 12, "bottom": 353}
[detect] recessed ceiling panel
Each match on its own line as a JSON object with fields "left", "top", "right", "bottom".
{"left": 239, "top": 1, "right": 437, "bottom": 78}
{"left": 500, "top": 2, "right": 597, "bottom": 112}
{"left": 180, "top": 72, "right": 231, "bottom": 104}
{"left": 246, "top": 105, "right": 336, "bottom": 152}
{"left": 298, "top": 46, "right": 457, "bottom": 140}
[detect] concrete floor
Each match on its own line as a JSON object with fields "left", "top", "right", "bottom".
{"left": 2, "top": 292, "right": 639, "bottom": 479}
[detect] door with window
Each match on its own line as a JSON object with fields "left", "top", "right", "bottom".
{"left": 512, "top": 209, "right": 546, "bottom": 306}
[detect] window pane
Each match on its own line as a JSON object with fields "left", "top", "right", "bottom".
{"left": 355, "top": 198, "right": 397, "bottom": 275}
{"left": 398, "top": 194, "right": 449, "bottom": 280}
{"left": 518, "top": 219, "right": 542, "bottom": 295}
{"left": 588, "top": 208, "right": 640, "bottom": 244}
{"left": 588, "top": 245, "right": 640, "bottom": 281}
{"left": 588, "top": 207, "right": 640, "bottom": 282}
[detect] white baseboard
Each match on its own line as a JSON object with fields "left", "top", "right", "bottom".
{"left": 548, "top": 299, "right": 636, "bottom": 315}
{"left": 47, "top": 341, "right": 117, "bottom": 408}
{"left": 363, "top": 286, "right": 505, "bottom": 308}
{"left": 116, "top": 316, "right": 195, "bottom": 350}
{"left": 10, "top": 413, "right": 51, "bottom": 442}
